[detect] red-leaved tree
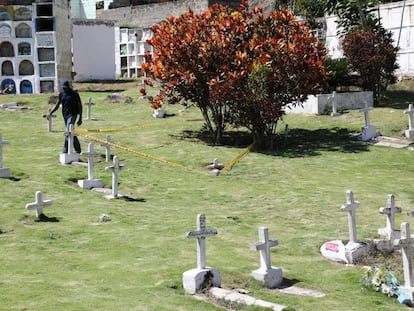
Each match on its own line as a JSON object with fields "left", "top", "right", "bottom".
{"left": 142, "top": 0, "right": 327, "bottom": 148}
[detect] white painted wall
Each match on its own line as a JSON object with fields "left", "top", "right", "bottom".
{"left": 72, "top": 20, "right": 117, "bottom": 81}
{"left": 325, "top": 0, "right": 414, "bottom": 77}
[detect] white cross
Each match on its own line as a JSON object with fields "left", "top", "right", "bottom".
{"left": 394, "top": 222, "right": 414, "bottom": 287}
{"left": 67, "top": 124, "right": 75, "bottom": 155}
{"left": 404, "top": 103, "right": 414, "bottom": 130}
{"left": 251, "top": 226, "right": 278, "bottom": 270}
{"left": 359, "top": 102, "right": 373, "bottom": 127}
{"left": 379, "top": 194, "right": 402, "bottom": 240}
{"left": 100, "top": 135, "right": 111, "bottom": 162}
{"left": 186, "top": 214, "right": 217, "bottom": 269}
{"left": 105, "top": 156, "right": 125, "bottom": 198}
{"left": 81, "top": 142, "right": 100, "bottom": 180}
{"left": 43, "top": 114, "right": 56, "bottom": 132}
{"left": 0, "top": 132, "right": 9, "bottom": 168}
{"left": 25, "top": 191, "right": 52, "bottom": 218}
{"left": 85, "top": 97, "right": 95, "bottom": 120}
{"left": 340, "top": 190, "right": 360, "bottom": 244}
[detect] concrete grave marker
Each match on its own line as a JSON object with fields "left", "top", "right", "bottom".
{"left": 104, "top": 155, "right": 126, "bottom": 199}
{"left": 330, "top": 91, "right": 340, "bottom": 117}
{"left": 43, "top": 113, "right": 56, "bottom": 132}
{"left": 100, "top": 135, "right": 112, "bottom": 162}
{"left": 25, "top": 191, "right": 52, "bottom": 218}
{"left": 85, "top": 97, "right": 95, "bottom": 120}
{"left": 378, "top": 194, "right": 402, "bottom": 243}
{"left": 78, "top": 142, "right": 103, "bottom": 189}
{"left": 394, "top": 222, "right": 414, "bottom": 304}
{"left": 59, "top": 124, "right": 79, "bottom": 164}
{"left": 0, "top": 132, "right": 10, "bottom": 178}
{"left": 359, "top": 102, "right": 377, "bottom": 141}
{"left": 404, "top": 103, "right": 414, "bottom": 138}
{"left": 183, "top": 214, "right": 220, "bottom": 294}
{"left": 250, "top": 226, "right": 283, "bottom": 288}
{"left": 340, "top": 190, "right": 367, "bottom": 263}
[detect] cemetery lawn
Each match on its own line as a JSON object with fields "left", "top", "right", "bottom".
{"left": 0, "top": 81, "right": 413, "bottom": 311}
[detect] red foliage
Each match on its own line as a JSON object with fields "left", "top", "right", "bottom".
{"left": 142, "top": 0, "right": 327, "bottom": 147}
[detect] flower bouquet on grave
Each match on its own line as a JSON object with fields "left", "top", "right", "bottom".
{"left": 361, "top": 266, "right": 400, "bottom": 297}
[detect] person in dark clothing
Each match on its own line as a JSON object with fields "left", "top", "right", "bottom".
{"left": 48, "top": 80, "right": 83, "bottom": 153}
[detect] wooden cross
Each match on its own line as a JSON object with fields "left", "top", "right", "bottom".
{"left": 340, "top": 190, "right": 360, "bottom": 244}
{"left": 25, "top": 191, "right": 52, "bottom": 218}
{"left": 0, "top": 132, "right": 9, "bottom": 168}
{"left": 251, "top": 226, "right": 278, "bottom": 270}
{"left": 186, "top": 214, "right": 217, "bottom": 269}
{"left": 379, "top": 194, "right": 402, "bottom": 240}
{"left": 81, "top": 142, "right": 100, "bottom": 180}
{"left": 394, "top": 222, "right": 414, "bottom": 287}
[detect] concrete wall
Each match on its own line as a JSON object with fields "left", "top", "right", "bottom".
{"left": 72, "top": 19, "right": 117, "bottom": 81}
{"left": 287, "top": 91, "right": 373, "bottom": 114}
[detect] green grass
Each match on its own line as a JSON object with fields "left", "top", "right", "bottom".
{"left": 0, "top": 83, "right": 413, "bottom": 311}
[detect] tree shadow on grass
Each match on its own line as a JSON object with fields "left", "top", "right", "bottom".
{"left": 265, "top": 127, "right": 369, "bottom": 158}
{"left": 180, "top": 127, "right": 369, "bottom": 158}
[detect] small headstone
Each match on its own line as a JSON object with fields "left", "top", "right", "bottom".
{"left": 359, "top": 102, "right": 377, "bottom": 141}
{"left": 78, "top": 142, "right": 103, "bottom": 189}
{"left": 104, "top": 156, "right": 126, "bottom": 199}
{"left": 404, "top": 103, "right": 414, "bottom": 138}
{"left": 183, "top": 214, "right": 220, "bottom": 294}
{"left": 0, "top": 132, "right": 10, "bottom": 178}
{"left": 59, "top": 124, "right": 79, "bottom": 164}
{"left": 340, "top": 190, "right": 367, "bottom": 263}
{"left": 394, "top": 222, "right": 414, "bottom": 304}
{"left": 25, "top": 191, "right": 52, "bottom": 219}
{"left": 320, "top": 240, "right": 347, "bottom": 263}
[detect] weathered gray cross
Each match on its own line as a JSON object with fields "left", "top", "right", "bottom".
{"left": 67, "top": 124, "right": 75, "bottom": 155}
{"left": 359, "top": 102, "right": 373, "bottom": 127}
{"left": 100, "top": 135, "right": 111, "bottom": 162}
{"left": 25, "top": 191, "right": 52, "bottom": 218}
{"left": 394, "top": 222, "right": 414, "bottom": 287}
{"left": 81, "top": 142, "right": 100, "bottom": 180}
{"left": 404, "top": 103, "right": 414, "bottom": 130}
{"left": 250, "top": 226, "right": 278, "bottom": 270}
{"left": 379, "top": 194, "right": 402, "bottom": 240}
{"left": 0, "top": 132, "right": 9, "bottom": 168}
{"left": 340, "top": 190, "right": 360, "bottom": 244}
{"left": 105, "top": 156, "right": 125, "bottom": 198}
{"left": 85, "top": 97, "right": 95, "bottom": 120}
{"left": 186, "top": 214, "right": 217, "bottom": 269}
{"left": 43, "top": 113, "right": 56, "bottom": 132}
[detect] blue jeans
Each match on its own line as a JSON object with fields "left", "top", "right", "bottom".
{"left": 63, "top": 114, "right": 81, "bottom": 153}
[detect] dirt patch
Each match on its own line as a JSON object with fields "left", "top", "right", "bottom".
{"left": 73, "top": 79, "right": 141, "bottom": 92}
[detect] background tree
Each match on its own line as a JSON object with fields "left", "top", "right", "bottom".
{"left": 143, "top": 0, "right": 327, "bottom": 149}
{"left": 342, "top": 25, "right": 399, "bottom": 102}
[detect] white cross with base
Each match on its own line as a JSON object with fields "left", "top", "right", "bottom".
{"left": 359, "top": 102, "right": 373, "bottom": 127}
{"left": 100, "top": 135, "right": 111, "bottom": 162}
{"left": 0, "top": 132, "right": 9, "bottom": 168}
{"left": 186, "top": 214, "right": 217, "bottom": 269}
{"left": 379, "top": 194, "right": 402, "bottom": 240}
{"left": 250, "top": 226, "right": 278, "bottom": 270}
{"left": 25, "top": 191, "right": 52, "bottom": 218}
{"left": 404, "top": 103, "right": 414, "bottom": 130}
{"left": 81, "top": 142, "right": 100, "bottom": 180}
{"left": 85, "top": 97, "right": 95, "bottom": 120}
{"left": 394, "top": 222, "right": 414, "bottom": 287}
{"left": 67, "top": 124, "right": 75, "bottom": 155}
{"left": 105, "top": 156, "right": 125, "bottom": 198}
{"left": 340, "top": 190, "right": 360, "bottom": 244}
